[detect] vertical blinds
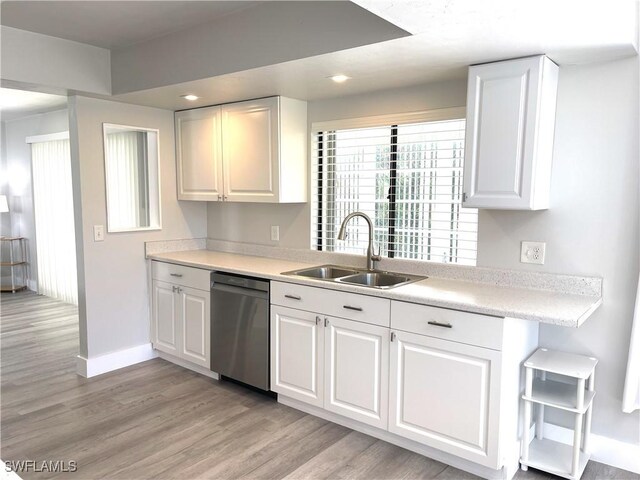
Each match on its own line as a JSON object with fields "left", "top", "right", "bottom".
{"left": 311, "top": 118, "right": 478, "bottom": 265}
{"left": 105, "top": 131, "right": 150, "bottom": 230}
{"left": 31, "top": 138, "right": 78, "bottom": 305}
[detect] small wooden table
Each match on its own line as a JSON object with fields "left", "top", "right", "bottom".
{"left": 0, "top": 236, "right": 28, "bottom": 292}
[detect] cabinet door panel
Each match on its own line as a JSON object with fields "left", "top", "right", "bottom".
{"left": 152, "top": 280, "right": 179, "bottom": 355}
{"left": 222, "top": 98, "right": 279, "bottom": 202}
{"left": 324, "top": 317, "right": 389, "bottom": 429}
{"left": 271, "top": 306, "right": 323, "bottom": 407}
{"left": 464, "top": 56, "right": 547, "bottom": 209}
{"left": 389, "top": 331, "right": 501, "bottom": 468}
{"left": 180, "top": 286, "right": 210, "bottom": 368}
{"left": 176, "top": 107, "right": 223, "bottom": 201}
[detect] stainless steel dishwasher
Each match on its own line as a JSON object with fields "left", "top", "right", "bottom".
{"left": 210, "top": 272, "right": 270, "bottom": 391}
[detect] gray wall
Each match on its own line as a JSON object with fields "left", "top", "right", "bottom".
{"left": 1, "top": 109, "right": 70, "bottom": 290}
{"left": 206, "top": 57, "right": 640, "bottom": 443}
{"left": 111, "top": 1, "right": 407, "bottom": 94}
{"left": 0, "top": 26, "right": 111, "bottom": 95}
{"left": 69, "top": 96, "right": 207, "bottom": 358}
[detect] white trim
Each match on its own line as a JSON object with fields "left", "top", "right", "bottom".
{"left": 25, "top": 131, "right": 69, "bottom": 143}
{"left": 278, "top": 395, "right": 509, "bottom": 480}
{"left": 76, "top": 343, "right": 158, "bottom": 378}
{"left": 102, "top": 123, "right": 162, "bottom": 233}
{"left": 535, "top": 422, "right": 640, "bottom": 474}
{"left": 311, "top": 106, "right": 466, "bottom": 132}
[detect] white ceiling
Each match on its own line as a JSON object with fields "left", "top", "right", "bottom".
{"left": 115, "top": 0, "right": 640, "bottom": 110}
{"left": 0, "top": 1, "right": 259, "bottom": 49}
{"left": 1, "top": 0, "right": 638, "bottom": 111}
{"left": 0, "top": 88, "right": 67, "bottom": 121}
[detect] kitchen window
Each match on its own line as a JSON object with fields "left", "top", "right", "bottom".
{"left": 311, "top": 108, "right": 478, "bottom": 265}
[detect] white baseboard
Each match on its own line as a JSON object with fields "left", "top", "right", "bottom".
{"left": 539, "top": 422, "right": 640, "bottom": 474}
{"left": 76, "top": 343, "right": 158, "bottom": 378}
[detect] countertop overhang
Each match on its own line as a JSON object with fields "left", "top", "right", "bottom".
{"left": 148, "top": 249, "right": 602, "bottom": 328}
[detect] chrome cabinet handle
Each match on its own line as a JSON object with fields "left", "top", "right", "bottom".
{"left": 170, "top": 273, "right": 183, "bottom": 278}
{"left": 285, "top": 294, "right": 301, "bottom": 300}
{"left": 391, "top": 331, "right": 396, "bottom": 342}
{"left": 428, "top": 320, "right": 452, "bottom": 329}
{"left": 316, "top": 316, "right": 321, "bottom": 325}
{"left": 172, "top": 286, "right": 177, "bottom": 293}
{"left": 343, "top": 305, "right": 363, "bottom": 312}
{"left": 324, "top": 317, "right": 329, "bottom": 327}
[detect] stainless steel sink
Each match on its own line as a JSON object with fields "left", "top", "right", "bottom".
{"left": 336, "top": 271, "right": 423, "bottom": 289}
{"left": 285, "top": 265, "right": 359, "bottom": 280}
{"left": 282, "top": 265, "right": 425, "bottom": 289}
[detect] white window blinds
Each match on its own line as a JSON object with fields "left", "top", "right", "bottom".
{"left": 31, "top": 137, "right": 78, "bottom": 305}
{"left": 312, "top": 115, "right": 478, "bottom": 265}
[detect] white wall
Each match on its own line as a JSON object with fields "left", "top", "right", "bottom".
{"left": 2, "top": 109, "right": 70, "bottom": 290}
{"left": 206, "top": 58, "right": 640, "bottom": 445}
{"left": 0, "top": 27, "right": 111, "bottom": 96}
{"left": 206, "top": 80, "right": 468, "bottom": 246}
{"left": 68, "top": 96, "right": 207, "bottom": 359}
{"left": 477, "top": 56, "right": 640, "bottom": 443}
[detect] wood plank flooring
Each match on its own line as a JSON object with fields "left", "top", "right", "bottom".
{"left": 1, "top": 291, "right": 637, "bottom": 480}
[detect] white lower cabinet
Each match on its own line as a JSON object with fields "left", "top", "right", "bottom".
{"left": 324, "top": 316, "right": 389, "bottom": 429}
{"left": 153, "top": 280, "right": 179, "bottom": 356}
{"left": 388, "top": 330, "right": 501, "bottom": 468}
{"left": 151, "top": 261, "right": 211, "bottom": 369}
{"left": 270, "top": 282, "right": 538, "bottom": 478}
{"left": 270, "top": 283, "right": 390, "bottom": 428}
{"left": 179, "top": 286, "right": 210, "bottom": 367}
{"left": 271, "top": 305, "right": 324, "bottom": 407}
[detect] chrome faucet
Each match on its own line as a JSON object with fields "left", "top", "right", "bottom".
{"left": 337, "top": 212, "right": 381, "bottom": 271}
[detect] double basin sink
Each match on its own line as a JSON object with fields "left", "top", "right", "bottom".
{"left": 283, "top": 265, "right": 425, "bottom": 289}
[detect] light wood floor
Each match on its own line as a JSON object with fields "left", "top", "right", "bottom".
{"left": 1, "top": 291, "right": 636, "bottom": 480}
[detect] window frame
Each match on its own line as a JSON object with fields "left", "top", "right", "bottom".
{"left": 310, "top": 106, "right": 475, "bottom": 264}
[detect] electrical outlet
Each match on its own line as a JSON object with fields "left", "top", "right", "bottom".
{"left": 94, "top": 225, "right": 105, "bottom": 242}
{"left": 521, "top": 241, "right": 545, "bottom": 265}
{"left": 270, "top": 225, "right": 280, "bottom": 242}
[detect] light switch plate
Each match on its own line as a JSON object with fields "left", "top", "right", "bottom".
{"left": 270, "top": 225, "right": 280, "bottom": 242}
{"left": 521, "top": 241, "right": 545, "bottom": 264}
{"left": 94, "top": 225, "right": 105, "bottom": 242}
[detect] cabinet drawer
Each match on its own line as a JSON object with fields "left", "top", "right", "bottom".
{"left": 152, "top": 261, "right": 210, "bottom": 291}
{"left": 390, "top": 301, "right": 503, "bottom": 350}
{"left": 271, "top": 281, "right": 391, "bottom": 327}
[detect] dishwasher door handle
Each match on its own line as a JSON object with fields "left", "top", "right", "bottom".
{"left": 211, "top": 283, "right": 269, "bottom": 300}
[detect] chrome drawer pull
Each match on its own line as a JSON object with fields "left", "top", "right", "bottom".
{"left": 343, "top": 305, "right": 363, "bottom": 312}
{"left": 169, "top": 273, "right": 183, "bottom": 278}
{"left": 285, "top": 294, "right": 301, "bottom": 300}
{"left": 428, "top": 320, "right": 452, "bottom": 329}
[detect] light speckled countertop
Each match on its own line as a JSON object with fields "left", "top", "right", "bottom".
{"left": 148, "top": 250, "right": 602, "bottom": 328}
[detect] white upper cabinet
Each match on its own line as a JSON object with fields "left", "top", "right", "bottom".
{"left": 176, "top": 106, "right": 223, "bottom": 201}
{"left": 176, "top": 96, "right": 307, "bottom": 203}
{"left": 222, "top": 98, "right": 279, "bottom": 202}
{"left": 463, "top": 55, "right": 559, "bottom": 210}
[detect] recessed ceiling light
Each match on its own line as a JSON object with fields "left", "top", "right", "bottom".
{"left": 329, "top": 75, "right": 350, "bottom": 83}
{"left": 181, "top": 94, "right": 199, "bottom": 101}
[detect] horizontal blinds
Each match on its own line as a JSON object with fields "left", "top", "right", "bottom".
{"left": 311, "top": 118, "right": 478, "bottom": 265}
